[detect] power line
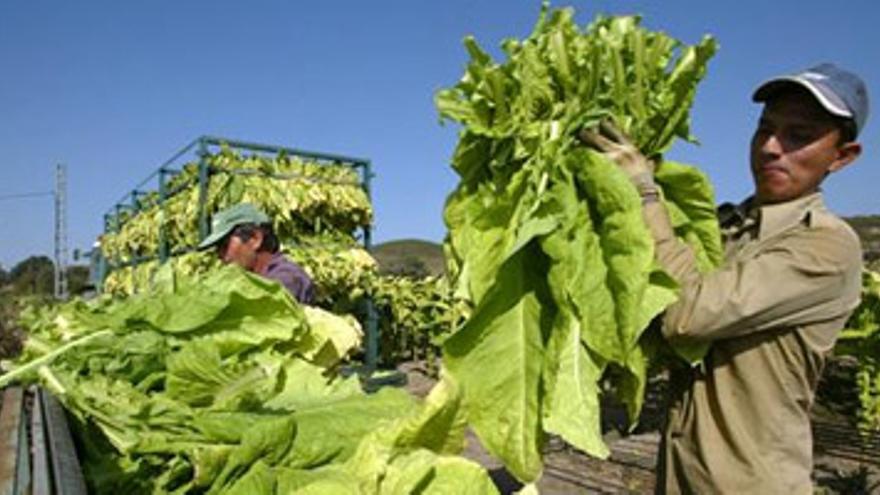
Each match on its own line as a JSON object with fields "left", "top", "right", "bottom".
{"left": 0, "top": 191, "right": 53, "bottom": 201}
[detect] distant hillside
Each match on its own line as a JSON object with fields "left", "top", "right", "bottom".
{"left": 372, "top": 239, "right": 446, "bottom": 277}
{"left": 844, "top": 215, "right": 880, "bottom": 262}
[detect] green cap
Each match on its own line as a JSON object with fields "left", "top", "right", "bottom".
{"left": 197, "top": 203, "right": 270, "bottom": 250}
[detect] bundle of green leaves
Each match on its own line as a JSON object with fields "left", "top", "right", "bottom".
{"left": 437, "top": 5, "right": 721, "bottom": 481}
{"left": 1, "top": 266, "right": 498, "bottom": 494}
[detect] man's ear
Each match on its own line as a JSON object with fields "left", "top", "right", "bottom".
{"left": 249, "top": 229, "right": 265, "bottom": 249}
{"left": 829, "top": 141, "right": 862, "bottom": 173}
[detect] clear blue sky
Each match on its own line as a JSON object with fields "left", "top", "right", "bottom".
{"left": 1, "top": 0, "right": 878, "bottom": 269}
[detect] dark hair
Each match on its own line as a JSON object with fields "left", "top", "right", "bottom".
{"left": 834, "top": 116, "right": 858, "bottom": 144}
{"left": 231, "top": 223, "right": 280, "bottom": 253}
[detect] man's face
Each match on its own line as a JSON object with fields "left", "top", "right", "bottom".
{"left": 750, "top": 89, "right": 858, "bottom": 204}
{"left": 216, "top": 229, "right": 262, "bottom": 270}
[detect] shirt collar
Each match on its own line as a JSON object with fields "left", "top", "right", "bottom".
{"left": 719, "top": 197, "right": 759, "bottom": 233}
{"left": 750, "top": 192, "right": 825, "bottom": 240}
{"left": 258, "top": 252, "right": 285, "bottom": 276}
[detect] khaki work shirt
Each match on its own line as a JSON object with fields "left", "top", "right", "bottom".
{"left": 644, "top": 192, "right": 862, "bottom": 494}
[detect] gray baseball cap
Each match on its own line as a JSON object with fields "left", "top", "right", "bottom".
{"left": 197, "top": 203, "right": 270, "bottom": 249}
{"left": 752, "top": 63, "right": 870, "bottom": 137}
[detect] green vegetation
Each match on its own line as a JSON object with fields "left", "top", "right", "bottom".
{"left": 6, "top": 255, "right": 54, "bottom": 294}
{"left": 101, "top": 148, "right": 372, "bottom": 265}
{"left": 437, "top": 6, "right": 718, "bottom": 481}
{"left": 0, "top": 256, "right": 91, "bottom": 360}
{"left": 0, "top": 266, "right": 498, "bottom": 494}
{"left": 838, "top": 269, "right": 880, "bottom": 431}
{"left": 0, "top": 295, "right": 28, "bottom": 359}
{"left": 94, "top": 147, "right": 461, "bottom": 371}
{"left": 96, "top": 148, "right": 431, "bottom": 368}
{"left": 373, "top": 275, "right": 464, "bottom": 371}
{"left": 98, "top": 147, "right": 373, "bottom": 306}
{"left": 3, "top": 4, "right": 878, "bottom": 490}
{"left": 0, "top": 255, "right": 90, "bottom": 296}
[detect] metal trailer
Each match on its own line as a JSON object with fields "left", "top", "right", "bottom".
{"left": 96, "top": 135, "right": 381, "bottom": 370}
{"left": 0, "top": 387, "right": 87, "bottom": 495}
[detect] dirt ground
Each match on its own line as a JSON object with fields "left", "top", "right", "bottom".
{"left": 396, "top": 357, "right": 880, "bottom": 495}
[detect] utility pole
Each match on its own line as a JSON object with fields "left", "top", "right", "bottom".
{"left": 54, "top": 164, "right": 68, "bottom": 300}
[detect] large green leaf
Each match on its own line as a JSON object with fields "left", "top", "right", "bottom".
{"left": 276, "top": 465, "right": 361, "bottom": 494}
{"left": 263, "top": 358, "right": 363, "bottom": 412}
{"left": 165, "top": 341, "right": 278, "bottom": 410}
{"left": 542, "top": 311, "right": 606, "bottom": 458}
{"left": 206, "top": 417, "right": 297, "bottom": 494}
{"left": 341, "top": 373, "right": 495, "bottom": 495}
{"left": 655, "top": 160, "right": 724, "bottom": 270}
{"left": 284, "top": 388, "right": 418, "bottom": 469}
{"left": 443, "top": 245, "right": 551, "bottom": 482}
{"left": 538, "top": 161, "right": 609, "bottom": 457}
{"left": 298, "top": 306, "right": 363, "bottom": 367}
{"left": 380, "top": 449, "right": 500, "bottom": 495}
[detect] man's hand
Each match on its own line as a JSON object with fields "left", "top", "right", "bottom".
{"left": 579, "top": 121, "right": 659, "bottom": 202}
{"left": 578, "top": 121, "right": 655, "bottom": 179}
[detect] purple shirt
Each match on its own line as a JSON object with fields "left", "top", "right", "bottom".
{"left": 259, "top": 252, "right": 316, "bottom": 304}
